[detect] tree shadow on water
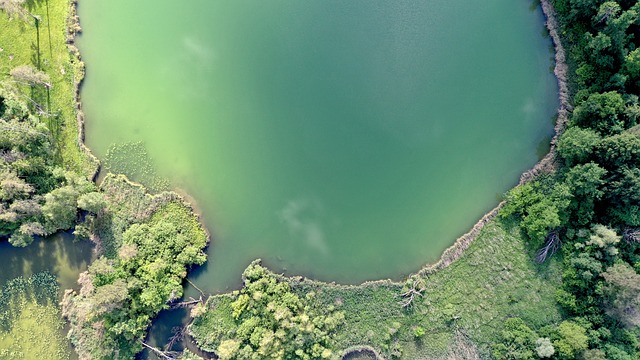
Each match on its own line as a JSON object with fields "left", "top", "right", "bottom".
{"left": 0, "top": 231, "right": 94, "bottom": 296}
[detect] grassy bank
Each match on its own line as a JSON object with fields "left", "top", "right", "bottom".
{"left": 0, "top": 0, "right": 96, "bottom": 176}
{"left": 190, "top": 217, "right": 563, "bottom": 359}
{"left": 2, "top": 2, "right": 210, "bottom": 359}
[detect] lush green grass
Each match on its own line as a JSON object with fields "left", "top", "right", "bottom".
{"left": 190, "top": 217, "right": 563, "bottom": 359}
{"left": 0, "top": 0, "right": 96, "bottom": 176}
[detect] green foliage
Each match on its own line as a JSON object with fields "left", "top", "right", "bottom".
{"left": 491, "top": 318, "right": 537, "bottom": 360}
{"left": 553, "top": 321, "right": 588, "bottom": 359}
{"left": 0, "top": 88, "right": 94, "bottom": 244}
{"left": 565, "top": 163, "right": 607, "bottom": 199}
{"left": 557, "top": 127, "right": 602, "bottom": 166}
{"left": 77, "top": 191, "right": 107, "bottom": 214}
{"left": 62, "top": 178, "right": 208, "bottom": 360}
{"left": 191, "top": 219, "right": 563, "bottom": 359}
{"left": 565, "top": 163, "right": 607, "bottom": 225}
{"left": 595, "top": 132, "right": 640, "bottom": 170}
{"left": 41, "top": 172, "right": 94, "bottom": 234}
{"left": 572, "top": 91, "right": 628, "bottom": 134}
{"left": 501, "top": 181, "right": 571, "bottom": 247}
{"left": 601, "top": 262, "right": 640, "bottom": 328}
{"left": 195, "top": 261, "right": 344, "bottom": 359}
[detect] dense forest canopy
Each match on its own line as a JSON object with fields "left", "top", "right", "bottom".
{"left": 492, "top": 0, "right": 640, "bottom": 358}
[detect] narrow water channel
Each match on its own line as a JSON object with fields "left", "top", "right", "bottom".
{"left": 0, "top": 232, "right": 94, "bottom": 292}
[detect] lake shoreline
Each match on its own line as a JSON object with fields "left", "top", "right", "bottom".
{"left": 69, "top": 0, "right": 565, "bottom": 280}
{"left": 185, "top": 1, "right": 571, "bottom": 356}
{"left": 68, "top": 0, "right": 570, "bottom": 356}
{"left": 413, "top": 0, "right": 570, "bottom": 278}
{"left": 71, "top": 0, "right": 569, "bottom": 289}
{"left": 67, "top": 0, "right": 100, "bottom": 180}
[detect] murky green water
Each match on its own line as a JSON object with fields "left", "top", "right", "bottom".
{"left": 77, "top": 0, "right": 557, "bottom": 293}
{"left": 0, "top": 233, "right": 94, "bottom": 291}
{"left": 0, "top": 233, "right": 94, "bottom": 359}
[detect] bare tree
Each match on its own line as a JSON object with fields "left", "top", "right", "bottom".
{"left": 0, "top": 0, "right": 39, "bottom": 22}
{"left": 10, "top": 65, "right": 51, "bottom": 89}
{"left": 536, "top": 229, "right": 561, "bottom": 263}
{"left": 164, "top": 326, "right": 186, "bottom": 352}
{"left": 623, "top": 228, "right": 640, "bottom": 243}
{"left": 398, "top": 277, "right": 425, "bottom": 308}
{"left": 139, "top": 341, "right": 180, "bottom": 360}
{"left": 169, "top": 295, "right": 203, "bottom": 310}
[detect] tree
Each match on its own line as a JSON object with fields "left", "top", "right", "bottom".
{"left": 608, "top": 166, "right": 640, "bottom": 204}
{"left": 10, "top": 65, "right": 51, "bottom": 89}
{"left": 583, "top": 349, "right": 607, "bottom": 360}
{"left": 217, "top": 340, "right": 241, "bottom": 360}
{"left": 491, "top": 318, "right": 537, "bottom": 360}
{"left": 585, "top": 32, "right": 615, "bottom": 70}
{"left": 501, "top": 183, "right": 543, "bottom": 218}
{"left": 599, "top": 3, "right": 639, "bottom": 61}
{"left": 553, "top": 321, "right": 588, "bottom": 359}
{"left": 91, "top": 279, "right": 129, "bottom": 316}
{"left": 77, "top": 192, "right": 107, "bottom": 214}
{"left": 572, "top": 91, "right": 628, "bottom": 135}
{"left": 586, "top": 224, "right": 621, "bottom": 257}
{"left": 596, "top": 132, "right": 640, "bottom": 169}
{"left": 601, "top": 262, "right": 640, "bottom": 327}
{"left": 623, "top": 48, "right": 640, "bottom": 89}
{"left": 8, "top": 229, "right": 32, "bottom": 247}
{"left": 0, "top": 0, "right": 30, "bottom": 20}
{"left": 41, "top": 186, "right": 79, "bottom": 234}
{"left": 0, "top": 171, "right": 34, "bottom": 201}
{"left": 565, "top": 163, "right": 607, "bottom": 225}
{"left": 522, "top": 201, "right": 562, "bottom": 246}
{"left": 557, "top": 127, "right": 601, "bottom": 166}
{"left": 205, "top": 261, "right": 342, "bottom": 360}
{"left": 594, "top": 2, "right": 621, "bottom": 24}
{"left": 535, "top": 338, "right": 555, "bottom": 358}
{"left": 569, "top": 0, "right": 607, "bottom": 22}
{"left": 566, "top": 163, "right": 607, "bottom": 199}
{"left": 40, "top": 171, "right": 95, "bottom": 234}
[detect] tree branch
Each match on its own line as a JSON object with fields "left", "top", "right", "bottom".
{"left": 535, "top": 229, "right": 561, "bottom": 263}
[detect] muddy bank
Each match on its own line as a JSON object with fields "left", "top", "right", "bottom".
{"left": 66, "top": 0, "right": 100, "bottom": 180}
{"left": 519, "top": 0, "right": 572, "bottom": 184}
{"left": 341, "top": 346, "right": 385, "bottom": 360}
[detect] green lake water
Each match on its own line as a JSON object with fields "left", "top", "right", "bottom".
{"left": 77, "top": 0, "right": 558, "bottom": 293}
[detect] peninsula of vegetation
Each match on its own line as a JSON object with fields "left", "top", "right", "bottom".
{"left": 0, "top": 0, "right": 208, "bottom": 358}
{"left": 1, "top": 0, "right": 640, "bottom": 359}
